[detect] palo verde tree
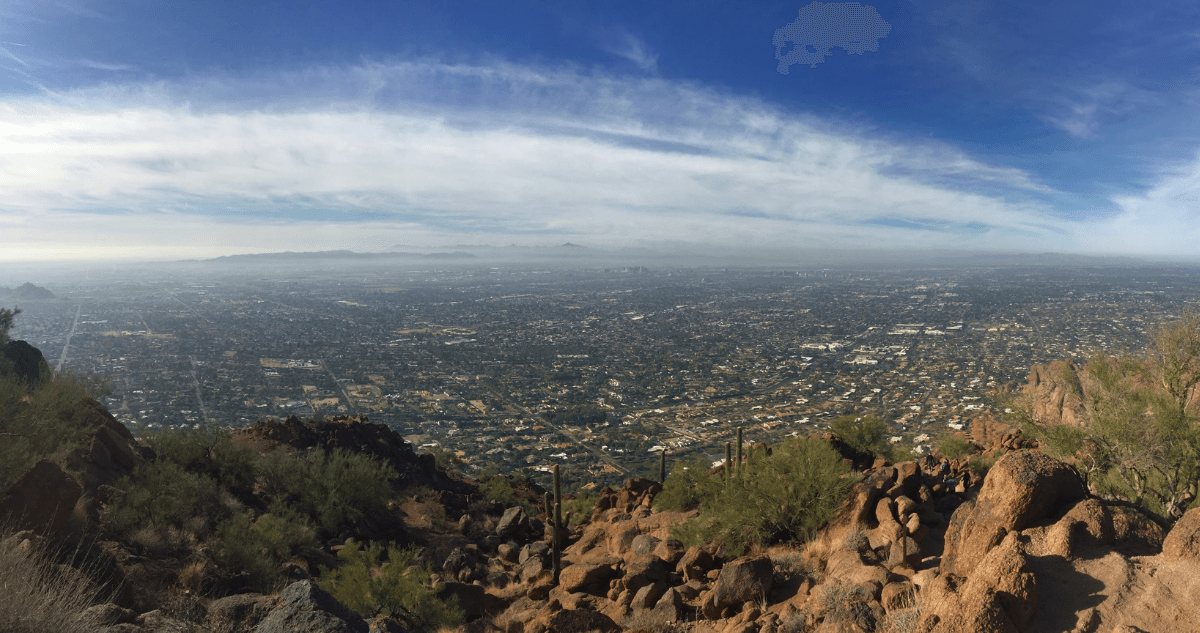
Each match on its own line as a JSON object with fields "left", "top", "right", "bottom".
{"left": 1018, "top": 312, "right": 1200, "bottom": 524}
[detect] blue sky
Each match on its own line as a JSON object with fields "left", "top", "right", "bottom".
{"left": 2, "top": 0, "right": 1200, "bottom": 261}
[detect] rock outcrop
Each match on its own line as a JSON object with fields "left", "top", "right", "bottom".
{"left": 940, "top": 450, "right": 1087, "bottom": 577}
{"left": 1021, "top": 360, "right": 1086, "bottom": 427}
{"left": 254, "top": 580, "right": 368, "bottom": 633}
{"left": 0, "top": 460, "right": 82, "bottom": 535}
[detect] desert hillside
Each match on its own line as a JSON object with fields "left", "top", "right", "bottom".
{"left": 3, "top": 332, "right": 1200, "bottom": 633}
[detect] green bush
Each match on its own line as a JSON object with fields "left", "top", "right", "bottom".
{"left": 477, "top": 473, "right": 535, "bottom": 516}
{"left": 829, "top": 415, "right": 889, "bottom": 457}
{"left": 319, "top": 539, "right": 463, "bottom": 630}
{"left": 210, "top": 513, "right": 285, "bottom": 592}
{"left": 670, "top": 438, "right": 858, "bottom": 556}
{"left": 561, "top": 491, "right": 597, "bottom": 526}
{"left": 653, "top": 454, "right": 724, "bottom": 512}
{"left": 257, "top": 447, "right": 397, "bottom": 536}
{"left": 0, "top": 372, "right": 112, "bottom": 488}
{"left": 144, "top": 427, "right": 259, "bottom": 499}
{"left": 104, "top": 460, "right": 228, "bottom": 538}
{"left": 209, "top": 509, "right": 319, "bottom": 592}
{"left": 936, "top": 435, "right": 972, "bottom": 460}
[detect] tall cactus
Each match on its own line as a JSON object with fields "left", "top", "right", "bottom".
{"left": 659, "top": 448, "right": 667, "bottom": 483}
{"left": 725, "top": 442, "right": 732, "bottom": 487}
{"left": 736, "top": 427, "right": 743, "bottom": 479}
{"left": 552, "top": 464, "right": 562, "bottom": 584}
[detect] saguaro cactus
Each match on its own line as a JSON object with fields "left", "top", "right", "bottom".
{"left": 725, "top": 442, "right": 732, "bottom": 487}
{"left": 736, "top": 427, "right": 744, "bottom": 478}
{"left": 659, "top": 448, "right": 667, "bottom": 483}
{"left": 552, "top": 464, "right": 562, "bottom": 583}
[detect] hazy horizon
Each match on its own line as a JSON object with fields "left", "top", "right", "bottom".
{"left": 3, "top": 1, "right": 1200, "bottom": 262}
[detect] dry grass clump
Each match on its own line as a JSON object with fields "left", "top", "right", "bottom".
{"left": 877, "top": 588, "right": 922, "bottom": 633}
{"left": 0, "top": 532, "right": 105, "bottom": 633}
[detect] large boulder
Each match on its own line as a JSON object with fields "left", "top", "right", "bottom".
{"left": 701, "top": 555, "right": 774, "bottom": 619}
{"left": 558, "top": 562, "right": 615, "bottom": 594}
{"left": 0, "top": 339, "right": 51, "bottom": 385}
{"left": 1162, "top": 506, "right": 1200, "bottom": 563}
{"left": 941, "top": 451, "right": 1086, "bottom": 577}
{"left": 920, "top": 532, "right": 1037, "bottom": 633}
{"left": 254, "top": 580, "right": 368, "bottom": 633}
{"left": 496, "top": 506, "right": 536, "bottom": 541}
{"left": 541, "top": 608, "right": 620, "bottom": 633}
{"left": 436, "top": 582, "right": 486, "bottom": 620}
{"left": 0, "top": 460, "right": 82, "bottom": 536}
{"left": 676, "top": 545, "right": 715, "bottom": 582}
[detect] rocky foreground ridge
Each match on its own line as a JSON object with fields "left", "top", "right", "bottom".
{"left": 3, "top": 364, "right": 1200, "bottom": 633}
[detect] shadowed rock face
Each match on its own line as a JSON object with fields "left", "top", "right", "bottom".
{"left": 0, "top": 339, "right": 51, "bottom": 385}
{"left": 941, "top": 450, "right": 1087, "bottom": 578}
{"left": 0, "top": 459, "right": 81, "bottom": 535}
{"left": 254, "top": 580, "right": 368, "bottom": 633}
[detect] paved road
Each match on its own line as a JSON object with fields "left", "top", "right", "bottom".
{"left": 55, "top": 303, "right": 82, "bottom": 372}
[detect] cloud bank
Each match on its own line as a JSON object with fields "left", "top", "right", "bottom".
{"left": 0, "top": 58, "right": 1186, "bottom": 261}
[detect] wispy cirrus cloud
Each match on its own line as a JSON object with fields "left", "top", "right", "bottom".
{"left": 76, "top": 58, "right": 136, "bottom": 72}
{"left": 596, "top": 28, "right": 659, "bottom": 73}
{"left": 0, "top": 58, "right": 1077, "bottom": 260}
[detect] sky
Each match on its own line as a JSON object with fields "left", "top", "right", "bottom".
{"left": 2, "top": 0, "right": 1200, "bottom": 262}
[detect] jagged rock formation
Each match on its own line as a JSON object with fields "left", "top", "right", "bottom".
{"left": 1021, "top": 360, "right": 1086, "bottom": 427}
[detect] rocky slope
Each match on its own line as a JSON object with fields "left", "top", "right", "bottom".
{"left": 4, "top": 368, "right": 1200, "bottom": 632}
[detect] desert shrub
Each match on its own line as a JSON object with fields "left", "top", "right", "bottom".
{"left": 144, "top": 427, "right": 260, "bottom": 499}
{"left": 318, "top": 539, "right": 463, "bottom": 630}
{"left": 560, "top": 491, "right": 597, "bottom": 526}
{"left": 770, "top": 550, "right": 816, "bottom": 586}
{"left": 477, "top": 473, "right": 536, "bottom": 516}
{"left": 885, "top": 443, "right": 918, "bottom": 464}
{"left": 209, "top": 508, "right": 318, "bottom": 593}
{"left": 425, "top": 446, "right": 464, "bottom": 475}
{"left": 209, "top": 513, "right": 286, "bottom": 592}
{"left": 877, "top": 589, "right": 921, "bottom": 633}
{"left": 670, "top": 437, "right": 858, "bottom": 556}
{"left": 968, "top": 451, "right": 1002, "bottom": 480}
{"left": 0, "top": 371, "right": 112, "bottom": 488}
{"left": 654, "top": 454, "right": 725, "bottom": 512}
{"left": 830, "top": 415, "right": 889, "bottom": 457}
{"left": 841, "top": 527, "right": 869, "bottom": 553}
{"left": 936, "top": 435, "right": 972, "bottom": 460}
{"left": 819, "top": 582, "right": 878, "bottom": 632}
{"left": 257, "top": 447, "right": 396, "bottom": 536}
{"left": 104, "top": 460, "right": 228, "bottom": 538}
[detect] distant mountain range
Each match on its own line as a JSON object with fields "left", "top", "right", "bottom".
{"left": 0, "top": 282, "right": 56, "bottom": 300}
{"left": 200, "top": 250, "right": 476, "bottom": 263}
{"left": 178, "top": 244, "right": 1177, "bottom": 270}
